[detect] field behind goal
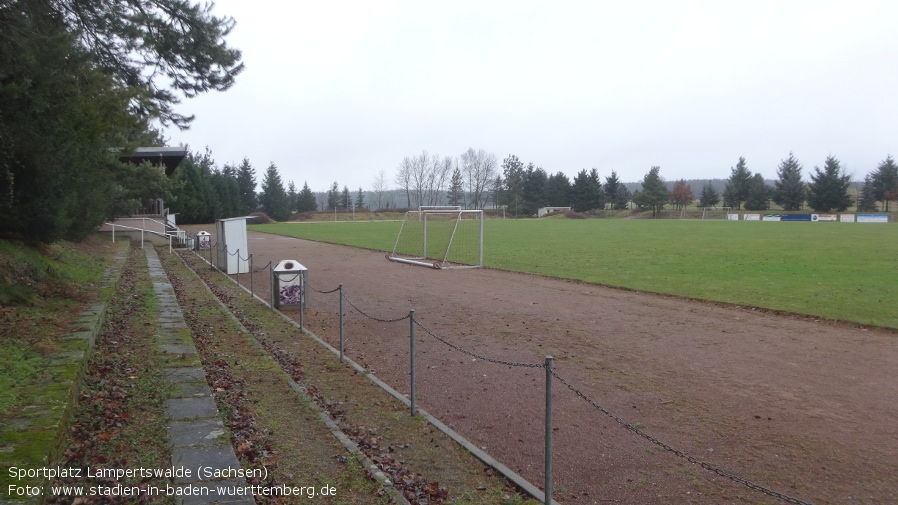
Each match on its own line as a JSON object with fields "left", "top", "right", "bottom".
{"left": 387, "top": 207, "right": 483, "bottom": 269}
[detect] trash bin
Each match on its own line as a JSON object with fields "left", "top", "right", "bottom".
{"left": 271, "top": 260, "right": 307, "bottom": 310}
{"left": 196, "top": 231, "right": 211, "bottom": 251}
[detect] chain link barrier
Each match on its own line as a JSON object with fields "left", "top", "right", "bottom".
{"left": 342, "top": 293, "right": 410, "bottom": 323}
{"left": 306, "top": 281, "right": 341, "bottom": 295}
{"left": 549, "top": 369, "right": 815, "bottom": 505}
{"left": 413, "top": 319, "right": 544, "bottom": 369}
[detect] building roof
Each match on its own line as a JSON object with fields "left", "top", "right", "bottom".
{"left": 118, "top": 146, "right": 187, "bottom": 176}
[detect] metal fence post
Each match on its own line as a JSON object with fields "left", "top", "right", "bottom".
{"left": 339, "top": 284, "right": 345, "bottom": 363}
{"left": 249, "top": 254, "right": 254, "bottom": 298}
{"left": 545, "top": 355, "right": 553, "bottom": 505}
{"left": 268, "top": 262, "right": 274, "bottom": 311}
{"left": 235, "top": 249, "right": 240, "bottom": 286}
{"left": 410, "top": 309, "right": 416, "bottom": 416}
{"left": 111, "top": 224, "right": 115, "bottom": 243}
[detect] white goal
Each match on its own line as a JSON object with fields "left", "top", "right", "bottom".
{"left": 386, "top": 207, "right": 483, "bottom": 269}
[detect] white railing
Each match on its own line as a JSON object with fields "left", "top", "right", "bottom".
{"left": 104, "top": 220, "right": 188, "bottom": 252}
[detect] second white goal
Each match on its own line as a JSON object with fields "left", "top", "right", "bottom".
{"left": 386, "top": 208, "right": 483, "bottom": 269}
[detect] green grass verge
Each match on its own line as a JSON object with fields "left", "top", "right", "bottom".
{"left": 251, "top": 219, "right": 898, "bottom": 329}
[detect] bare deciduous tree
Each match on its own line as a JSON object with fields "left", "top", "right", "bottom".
{"left": 395, "top": 151, "right": 453, "bottom": 208}
{"left": 372, "top": 169, "right": 389, "bottom": 210}
{"left": 460, "top": 148, "right": 498, "bottom": 209}
{"left": 395, "top": 158, "right": 413, "bottom": 208}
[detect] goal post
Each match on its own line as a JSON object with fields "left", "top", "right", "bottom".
{"left": 387, "top": 208, "right": 483, "bottom": 269}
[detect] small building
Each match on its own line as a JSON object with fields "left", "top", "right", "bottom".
{"left": 537, "top": 206, "right": 571, "bottom": 217}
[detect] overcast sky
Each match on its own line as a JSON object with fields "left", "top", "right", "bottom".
{"left": 168, "top": 0, "right": 898, "bottom": 191}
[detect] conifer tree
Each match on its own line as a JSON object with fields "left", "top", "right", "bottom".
{"left": 287, "top": 181, "right": 298, "bottom": 214}
{"left": 856, "top": 175, "right": 879, "bottom": 212}
{"left": 773, "top": 153, "right": 806, "bottom": 211}
{"left": 326, "top": 182, "right": 339, "bottom": 210}
{"left": 298, "top": 182, "right": 317, "bottom": 212}
{"left": 807, "top": 156, "right": 853, "bottom": 212}
{"left": 340, "top": 186, "right": 351, "bottom": 209}
{"left": 632, "top": 166, "right": 668, "bottom": 217}
{"left": 724, "top": 157, "right": 752, "bottom": 209}
{"left": 744, "top": 173, "right": 771, "bottom": 211}
{"left": 236, "top": 158, "right": 257, "bottom": 214}
{"left": 447, "top": 167, "right": 465, "bottom": 207}
{"left": 871, "top": 155, "right": 898, "bottom": 211}
{"left": 259, "top": 163, "right": 289, "bottom": 221}
{"left": 604, "top": 171, "right": 623, "bottom": 210}
{"left": 699, "top": 182, "right": 720, "bottom": 208}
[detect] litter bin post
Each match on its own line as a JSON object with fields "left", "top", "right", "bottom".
{"left": 271, "top": 260, "right": 308, "bottom": 311}
{"left": 196, "top": 231, "right": 211, "bottom": 251}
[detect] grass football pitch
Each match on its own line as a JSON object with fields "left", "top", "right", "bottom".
{"left": 251, "top": 219, "right": 898, "bottom": 329}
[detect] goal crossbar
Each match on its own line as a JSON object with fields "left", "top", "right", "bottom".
{"left": 387, "top": 209, "right": 483, "bottom": 269}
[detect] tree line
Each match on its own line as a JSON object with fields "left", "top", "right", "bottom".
{"left": 387, "top": 151, "right": 898, "bottom": 217}
{"left": 0, "top": 0, "right": 242, "bottom": 243}
{"left": 170, "top": 149, "right": 320, "bottom": 224}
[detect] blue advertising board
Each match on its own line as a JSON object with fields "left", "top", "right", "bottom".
{"left": 781, "top": 214, "right": 812, "bottom": 221}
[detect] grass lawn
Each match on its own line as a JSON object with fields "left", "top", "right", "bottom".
{"left": 251, "top": 219, "right": 898, "bottom": 329}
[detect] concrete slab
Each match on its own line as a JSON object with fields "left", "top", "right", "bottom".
{"left": 166, "top": 396, "right": 219, "bottom": 420}
{"left": 170, "top": 380, "right": 212, "bottom": 399}
{"left": 162, "top": 343, "right": 199, "bottom": 355}
{"left": 168, "top": 418, "right": 228, "bottom": 448}
{"left": 170, "top": 444, "right": 242, "bottom": 482}
{"left": 166, "top": 367, "right": 208, "bottom": 381}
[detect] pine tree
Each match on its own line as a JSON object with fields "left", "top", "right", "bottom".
{"left": 856, "top": 175, "right": 879, "bottom": 212}
{"left": 447, "top": 167, "right": 465, "bottom": 207}
{"left": 773, "top": 153, "right": 806, "bottom": 211}
{"left": 170, "top": 149, "right": 217, "bottom": 223}
{"left": 326, "top": 182, "right": 339, "bottom": 210}
{"left": 744, "top": 174, "right": 770, "bottom": 211}
{"left": 604, "top": 171, "right": 622, "bottom": 210}
{"left": 807, "top": 156, "right": 853, "bottom": 212}
{"left": 613, "top": 184, "right": 631, "bottom": 211}
{"left": 355, "top": 187, "right": 365, "bottom": 209}
{"left": 236, "top": 158, "right": 257, "bottom": 214}
{"left": 871, "top": 155, "right": 898, "bottom": 211}
{"left": 546, "top": 171, "right": 573, "bottom": 207}
{"left": 501, "top": 155, "right": 525, "bottom": 217}
{"left": 725, "top": 157, "right": 752, "bottom": 209}
{"left": 698, "top": 182, "right": 720, "bottom": 208}
{"left": 259, "top": 163, "right": 289, "bottom": 221}
{"left": 521, "top": 164, "right": 548, "bottom": 216}
{"left": 632, "top": 166, "right": 669, "bottom": 217}
{"left": 340, "top": 185, "right": 351, "bottom": 209}
{"left": 296, "top": 182, "right": 316, "bottom": 212}
{"left": 571, "top": 169, "right": 593, "bottom": 212}
{"left": 286, "top": 181, "right": 297, "bottom": 214}
{"left": 211, "top": 164, "right": 241, "bottom": 218}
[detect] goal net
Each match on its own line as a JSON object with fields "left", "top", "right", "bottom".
{"left": 387, "top": 207, "right": 483, "bottom": 269}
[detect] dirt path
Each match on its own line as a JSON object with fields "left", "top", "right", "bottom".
{"left": 183, "top": 227, "right": 898, "bottom": 504}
